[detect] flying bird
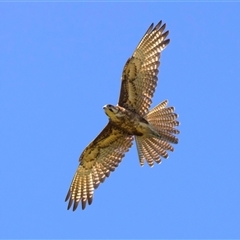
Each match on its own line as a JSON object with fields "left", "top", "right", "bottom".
{"left": 65, "top": 21, "right": 179, "bottom": 211}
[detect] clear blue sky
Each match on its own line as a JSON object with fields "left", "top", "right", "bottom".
{"left": 1, "top": 2, "right": 240, "bottom": 238}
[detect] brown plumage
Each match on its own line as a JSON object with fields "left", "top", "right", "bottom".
{"left": 65, "top": 20, "right": 179, "bottom": 211}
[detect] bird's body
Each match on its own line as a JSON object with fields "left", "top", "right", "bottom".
{"left": 65, "top": 21, "right": 180, "bottom": 210}
{"left": 103, "top": 104, "right": 156, "bottom": 137}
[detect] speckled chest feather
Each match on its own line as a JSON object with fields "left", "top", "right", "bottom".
{"left": 110, "top": 105, "right": 149, "bottom": 136}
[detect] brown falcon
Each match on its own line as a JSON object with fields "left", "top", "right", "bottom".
{"left": 65, "top": 21, "right": 180, "bottom": 211}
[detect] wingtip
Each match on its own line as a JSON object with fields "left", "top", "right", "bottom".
{"left": 164, "top": 38, "right": 170, "bottom": 46}
{"left": 148, "top": 20, "right": 167, "bottom": 34}
{"left": 147, "top": 22, "right": 155, "bottom": 34}
{"left": 82, "top": 200, "right": 87, "bottom": 210}
{"left": 88, "top": 196, "right": 93, "bottom": 205}
{"left": 159, "top": 22, "right": 167, "bottom": 33}
{"left": 67, "top": 198, "right": 73, "bottom": 210}
{"left": 73, "top": 200, "right": 80, "bottom": 211}
{"left": 65, "top": 189, "right": 71, "bottom": 202}
{"left": 153, "top": 20, "right": 162, "bottom": 31}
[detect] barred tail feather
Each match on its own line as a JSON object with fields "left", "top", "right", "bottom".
{"left": 135, "top": 100, "right": 179, "bottom": 167}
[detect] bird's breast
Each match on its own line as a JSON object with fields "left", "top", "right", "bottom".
{"left": 113, "top": 108, "right": 149, "bottom": 136}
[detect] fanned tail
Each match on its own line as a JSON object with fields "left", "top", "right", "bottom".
{"left": 135, "top": 100, "right": 179, "bottom": 167}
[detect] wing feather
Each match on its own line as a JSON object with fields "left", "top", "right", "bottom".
{"left": 118, "top": 21, "right": 170, "bottom": 116}
{"left": 65, "top": 122, "right": 133, "bottom": 210}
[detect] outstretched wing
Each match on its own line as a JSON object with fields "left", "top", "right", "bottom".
{"left": 118, "top": 21, "right": 170, "bottom": 116}
{"left": 65, "top": 122, "right": 133, "bottom": 211}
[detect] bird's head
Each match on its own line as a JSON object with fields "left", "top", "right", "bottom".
{"left": 103, "top": 104, "right": 119, "bottom": 118}
{"left": 103, "top": 104, "right": 118, "bottom": 118}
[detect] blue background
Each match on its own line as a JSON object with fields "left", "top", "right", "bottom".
{"left": 1, "top": 2, "right": 240, "bottom": 238}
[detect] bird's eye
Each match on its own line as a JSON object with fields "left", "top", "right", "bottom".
{"left": 109, "top": 108, "right": 113, "bottom": 112}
